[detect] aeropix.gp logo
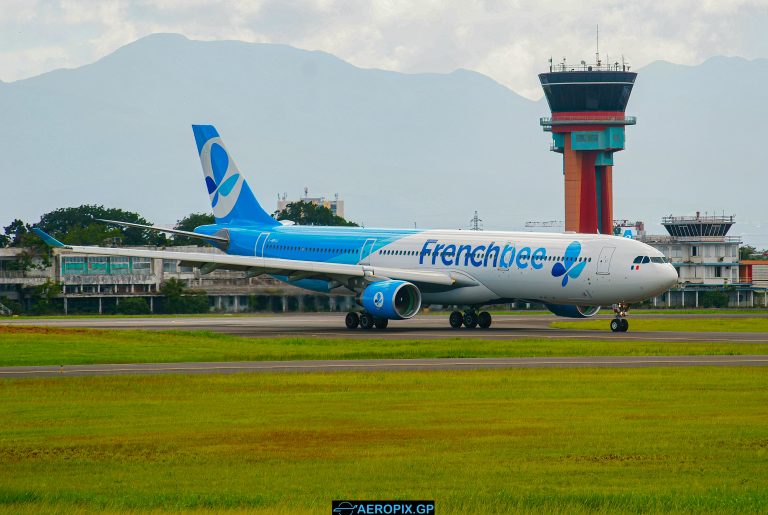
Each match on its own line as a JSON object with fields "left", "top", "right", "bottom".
{"left": 551, "top": 241, "right": 586, "bottom": 286}
{"left": 202, "top": 139, "right": 244, "bottom": 219}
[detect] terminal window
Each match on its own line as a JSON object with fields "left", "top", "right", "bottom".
{"left": 132, "top": 258, "right": 151, "bottom": 273}
{"left": 111, "top": 257, "right": 130, "bottom": 274}
{"left": 62, "top": 256, "right": 85, "bottom": 274}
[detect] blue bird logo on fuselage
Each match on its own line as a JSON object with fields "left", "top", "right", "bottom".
{"left": 551, "top": 241, "right": 586, "bottom": 286}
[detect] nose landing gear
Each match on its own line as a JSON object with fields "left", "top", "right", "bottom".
{"left": 610, "top": 303, "right": 630, "bottom": 332}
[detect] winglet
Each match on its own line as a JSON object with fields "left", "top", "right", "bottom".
{"left": 32, "top": 228, "right": 67, "bottom": 248}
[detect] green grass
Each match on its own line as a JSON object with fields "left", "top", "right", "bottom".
{"left": 632, "top": 308, "right": 768, "bottom": 315}
{"left": 2, "top": 326, "right": 768, "bottom": 367}
{"left": 552, "top": 317, "right": 768, "bottom": 332}
{"left": 1, "top": 368, "right": 767, "bottom": 513}
{"left": 429, "top": 308, "right": 768, "bottom": 316}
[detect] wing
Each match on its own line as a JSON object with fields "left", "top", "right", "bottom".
{"left": 32, "top": 229, "right": 465, "bottom": 289}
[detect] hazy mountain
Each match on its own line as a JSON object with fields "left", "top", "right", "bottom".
{"left": 616, "top": 56, "right": 768, "bottom": 244}
{"left": 1, "top": 34, "right": 766, "bottom": 246}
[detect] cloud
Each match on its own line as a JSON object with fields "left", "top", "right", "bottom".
{"left": 0, "top": 0, "right": 766, "bottom": 97}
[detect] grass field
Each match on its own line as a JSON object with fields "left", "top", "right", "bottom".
{"left": 552, "top": 317, "right": 768, "bottom": 333}
{"left": 2, "top": 326, "right": 768, "bottom": 367}
{"left": 633, "top": 308, "right": 768, "bottom": 315}
{"left": 1, "top": 367, "right": 766, "bottom": 513}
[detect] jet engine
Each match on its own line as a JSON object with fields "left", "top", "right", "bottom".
{"left": 361, "top": 280, "right": 421, "bottom": 320}
{"left": 545, "top": 304, "right": 601, "bottom": 318}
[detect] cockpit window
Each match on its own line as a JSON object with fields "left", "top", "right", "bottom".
{"left": 650, "top": 257, "right": 665, "bottom": 263}
{"left": 633, "top": 256, "right": 643, "bottom": 264}
{"left": 641, "top": 256, "right": 651, "bottom": 264}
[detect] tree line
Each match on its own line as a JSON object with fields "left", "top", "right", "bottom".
{"left": 0, "top": 201, "right": 358, "bottom": 251}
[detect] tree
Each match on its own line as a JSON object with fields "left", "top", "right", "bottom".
{"left": 699, "top": 290, "right": 729, "bottom": 308}
{"left": 170, "top": 212, "right": 215, "bottom": 246}
{"left": 26, "top": 279, "right": 63, "bottom": 315}
{"left": 0, "top": 297, "right": 22, "bottom": 316}
{"left": 0, "top": 220, "right": 51, "bottom": 270}
{"left": 36, "top": 205, "right": 166, "bottom": 246}
{"left": 273, "top": 201, "right": 358, "bottom": 227}
{"left": 740, "top": 245, "right": 757, "bottom": 260}
{"left": 2, "top": 219, "right": 32, "bottom": 247}
{"left": 159, "top": 278, "right": 209, "bottom": 314}
{"left": 117, "top": 297, "right": 151, "bottom": 315}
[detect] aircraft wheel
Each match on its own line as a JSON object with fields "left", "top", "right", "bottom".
{"left": 345, "top": 312, "right": 360, "bottom": 329}
{"left": 359, "top": 313, "right": 375, "bottom": 330}
{"left": 620, "top": 319, "right": 629, "bottom": 332}
{"left": 449, "top": 311, "right": 463, "bottom": 329}
{"left": 374, "top": 317, "right": 389, "bottom": 329}
{"left": 463, "top": 311, "right": 478, "bottom": 329}
{"left": 478, "top": 311, "right": 492, "bottom": 329}
{"left": 610, "top": 319, "right": 621, "bottom": 332}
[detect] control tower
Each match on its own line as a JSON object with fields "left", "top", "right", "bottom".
{"left": 539, "top": 58, "right": 637, "bottom": 234}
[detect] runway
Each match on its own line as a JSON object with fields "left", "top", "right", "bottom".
{"left": 2, "top": 355, "right": 767, "bottom": 378}
{"left": 3, "top": 313, "right": 768, "bottom": 343}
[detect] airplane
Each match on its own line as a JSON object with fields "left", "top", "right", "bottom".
{"left": 33, "top": 124, "right": 678, "bottom": 332}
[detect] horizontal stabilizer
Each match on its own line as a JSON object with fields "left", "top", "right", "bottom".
{"left": 31, "top": 228, "right": 68, "bottom": 248}
{"left": 96, "top": 219, "right": 229, "bottom": 244}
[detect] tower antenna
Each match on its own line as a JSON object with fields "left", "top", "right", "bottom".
{"left": 595, "top": 24, "right": 600, "bottom": 66}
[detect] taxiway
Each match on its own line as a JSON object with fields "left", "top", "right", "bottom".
{"left": 2, "top": 313, "right": 767, "bottom": 343}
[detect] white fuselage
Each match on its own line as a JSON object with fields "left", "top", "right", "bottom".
{"left": 242, "top": 225, "right": 679, "bottom": 307}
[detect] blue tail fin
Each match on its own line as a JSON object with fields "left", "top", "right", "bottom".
{"left": 192, "top": 125, "right": 278, "bottom": 226}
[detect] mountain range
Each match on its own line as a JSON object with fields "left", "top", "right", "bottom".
{"left": 2, "top": 34, "right": 766, "bottom": 246}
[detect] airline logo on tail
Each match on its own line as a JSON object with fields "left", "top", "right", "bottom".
{"left": 192, "top": 124, "right": 277, "bottom": 226}
{"left": 200, "top": 137, "right": 245, "bottom": 219}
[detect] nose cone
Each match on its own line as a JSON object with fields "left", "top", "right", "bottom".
{"left": 662, "top": 264, "right": 679, "bottom": 290}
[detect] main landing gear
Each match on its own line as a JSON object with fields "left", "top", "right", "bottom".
{"left": 345, "top": 311, "right": 388, "bottom": 330}
{"left": 449, "top": 309, "right": 492, "bottom": 329}
{"left": 610, "top": 303, "right": 630, "bottom": 332}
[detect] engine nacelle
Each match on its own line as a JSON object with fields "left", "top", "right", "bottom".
{"left": 545, "top": 304, "right": 601, "bottom": 318}
{"left": 361, "top": 280, "right": 421, "bottom": 320}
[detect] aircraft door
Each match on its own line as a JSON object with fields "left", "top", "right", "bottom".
{"left": 360, "top": 238, "right": 376, "bottom": 265}
{"left": 597, "top": 246, "right": 616, "bottom": 275}
{"left": 496, "top": 241, "right": 515, "bottom": 271}
{"left": 254, "top": 232, "right": 270, "bottom": 258}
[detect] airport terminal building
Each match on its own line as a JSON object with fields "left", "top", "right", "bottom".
{"left": 0, "top": 245, "right": 356, "bottom": 315}
{"left": 638, "top": 214, "right": 767, "bottom": 307}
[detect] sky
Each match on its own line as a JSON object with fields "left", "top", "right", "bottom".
{"left": 1, "top": 0, "right": 767, "bottom": 99}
